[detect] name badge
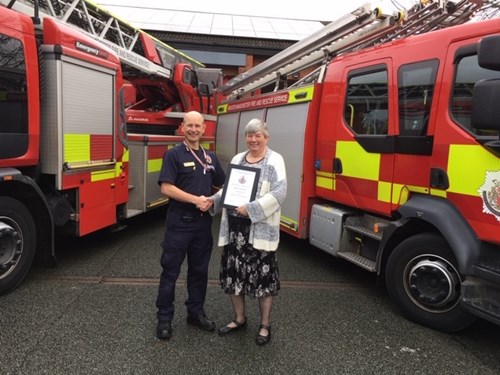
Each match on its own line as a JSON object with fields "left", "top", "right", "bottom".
{"left": 183, "top": 162, "right": 195, "bottom": 167}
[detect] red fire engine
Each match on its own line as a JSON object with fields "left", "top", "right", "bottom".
{"left": 216, "top": 1, "right": 500, "bottom": 332}
{"left": 0, "top": 0, "right": 222, "bottom": 294}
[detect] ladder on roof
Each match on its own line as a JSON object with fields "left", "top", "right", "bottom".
{"left": 2, "top": 0, "right": 204, "bottom": 79}
{"left": 222, "top": 0, "right": 496, "bottom": 99}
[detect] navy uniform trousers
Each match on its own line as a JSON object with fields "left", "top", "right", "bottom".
{"left": 156, "top": 207, "right": 213, "bottom": 322}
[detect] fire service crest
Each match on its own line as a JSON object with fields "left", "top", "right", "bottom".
{"left": 478, "top": 170, "right": 500, "bottom": 222}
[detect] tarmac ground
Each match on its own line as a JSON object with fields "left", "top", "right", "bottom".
{"left": 2, "top": 208, "right": 500, "bottom": 374}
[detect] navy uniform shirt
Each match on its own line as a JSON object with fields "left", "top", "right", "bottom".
{"left": 158, "top": 143, "right": 225, "bottom": 210}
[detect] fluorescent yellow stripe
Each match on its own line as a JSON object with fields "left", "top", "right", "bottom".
{"left": 91, "top": 168, "right": 115, "bottom": 182}
{"left": 392, "top": 183, "right": 409, "bottom": 205}
{"left": 316, "top": 176, "right": 334, "bottom": 190}
{"left": 316, "top": 171, "right": 333, "bottom": 178}
{"left": 200, "top": 141, "right": 212, "bottom": 149}
{"left": 336, "top": 141, "right": 380, "bottom": 181}
{"left": 115, "top": 162, "right": 122, "bottom": 175}
{"left": 408, "top": 185, "right": 429, "bottom": 194}
{"left": 217, "top": 104, "right": 228, "bottom": 114}
{"left": 122, "top": 149, "right": 129, "bottom": 162}
{"left": 281, "top": 215, "right": 298, "bottom": 226}
{"left": 378, "top": 181, "right": 391, "bottom": 203}
{"left": 64, "top": 134, "right": 90, "bottom": 163}
{"left": 288, "top": 87, "right": 314, "bottom": 104}
{"left": 391, "top": 184, "right": 429, "bottom": 205}
{"left": 448, "top": 145, "right": 500, "bottom": 196}
{"left": 430, "top": 189, "right": 447, "bottom": 198}
{"left": 148, "top": 158, "right": 162, "bottom": 173}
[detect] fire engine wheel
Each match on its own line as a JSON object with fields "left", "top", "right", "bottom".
{"left": 0, "top": 197, "right": 36, "bottom": 295}
{"left": 385, "top": 232, "right": 475, "bottom": 332}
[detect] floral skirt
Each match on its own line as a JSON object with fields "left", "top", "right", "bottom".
{"left": 219, "top": 215, "right": 280, "bottom": 298}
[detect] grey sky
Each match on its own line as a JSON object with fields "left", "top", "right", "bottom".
{"left": 96, "top": 0, "right": 418, "bottom": 22}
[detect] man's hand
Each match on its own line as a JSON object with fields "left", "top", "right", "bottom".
{"left": 195, "top": 195, "right": 213, "bottom": 212}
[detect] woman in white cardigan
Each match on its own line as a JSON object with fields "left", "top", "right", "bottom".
{"left": 210, "top": 118, "right": 287, "bottom": 346}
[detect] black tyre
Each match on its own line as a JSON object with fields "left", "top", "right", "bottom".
{"left": 385, "top": 232, "right": 475, "bottom": 332}
{"left": 0, "top": 197, "right": 36, "bottom": 295}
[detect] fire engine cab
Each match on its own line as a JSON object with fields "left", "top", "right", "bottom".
{"left": 216, "top": 1, "right": 500, "bottom": 331}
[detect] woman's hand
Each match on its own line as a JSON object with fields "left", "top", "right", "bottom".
{"left": 236, "top": 205, "right": 248, "bottom": 217}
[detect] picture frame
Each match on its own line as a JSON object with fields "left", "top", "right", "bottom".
{"left": 221, "top": 164, "right": 260, "bottom": 209}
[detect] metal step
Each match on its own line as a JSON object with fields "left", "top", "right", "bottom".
{"left": 344, "top": 223, "right": 382, "bottom": 241}
{"left": 337, "top": 251, "right": 376, "bottom": 272}
{"left": 473, "top": 261, "right": 500, "bottom": 285}
{"left": 127, "top": 208, "right": 143, "bottom": 218}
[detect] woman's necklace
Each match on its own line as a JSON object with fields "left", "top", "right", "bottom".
{"left": 245, "top": 150, "right": 266, "bottom": 164}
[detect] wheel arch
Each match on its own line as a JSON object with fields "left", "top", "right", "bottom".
{"left": 378, "top": 195, "right": 479, "bottom": 276}
{"left": 0, "top": 169, "right": 55, "bottom": 262}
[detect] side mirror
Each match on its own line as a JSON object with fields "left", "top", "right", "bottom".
{"left": 471, "top": 79, "right": 500, "bottom": 131}
{"left": 478, "top": 35, "right": 500, "bottom": 71}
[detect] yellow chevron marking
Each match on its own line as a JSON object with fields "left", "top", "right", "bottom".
{"left": 448, "top": 144, "right": 500, "bottom": 196}
{"left": 64, "top": 134, "right": 90, "bottom": 163}
{"left": 148, "top": 159, "right": 162, "bottom": 173}
{"left": 336, "top": 141, "right": 380, "bottom": 181}
{"left": 91, "top": 168, "right": 115, "bottom": 182}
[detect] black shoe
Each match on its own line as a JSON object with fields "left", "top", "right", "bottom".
{"left": 255, "top": 324, "right": 271, "bottom": 346}
{"left": 187, "top": 314, "right": 216, "bottom": 331}
{"left": 218, "top": 318, "right": 247, "bottom": 336}
{"left": 156, "top": 320, "right": 172, "bottom": 340}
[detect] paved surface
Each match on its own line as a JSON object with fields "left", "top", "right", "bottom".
{"left": 2, "top": 209, "right": 500, "bottom": 374}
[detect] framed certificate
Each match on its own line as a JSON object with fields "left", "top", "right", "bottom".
{"left": 221, "top": 164, "right": 260, "bottom": 209}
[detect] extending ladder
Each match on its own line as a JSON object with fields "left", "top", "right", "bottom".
{"left": 222, "top": 0, "right": 499, "bottom": 99}
{"left": 2, "top": 0, "right": 204, "bottom": 79}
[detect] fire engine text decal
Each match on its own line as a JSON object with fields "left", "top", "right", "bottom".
{"left": 75, "top": 41, "right": 109, "bottom": 59}
{"left": 478, "top": 170, "right": 500, "bottom": 222}
{"left": 219, "top": 87, "right": 314, "bottom": 114}
{"left": 226, "top": 93, "right": 290, "bottom": 112}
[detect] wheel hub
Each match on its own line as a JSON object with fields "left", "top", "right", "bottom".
{"left": 407, "top": 257, "right": 460, "bottom": 310}
{"left": 0, "top": 220, "right": 22, "bottom": 278}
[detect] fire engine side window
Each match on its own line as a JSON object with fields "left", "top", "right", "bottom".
{"left": 183, "top": 67, "right": 198, "bottom": 88}
{"left": 398, "top": 60, "right": 438, "bottom": 136}
{"left": 452, "top": 54, "right": 500, "bottom": 137}
{"left": 0, "top": 34, "right": 27, "bottom": 134}
{"left": 344, "top": 69, "right": 388, "bottom": 135}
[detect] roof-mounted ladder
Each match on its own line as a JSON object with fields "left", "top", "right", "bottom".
{"left": 222, "top": 0, "right": 497, "bottom": 99}
{"left": 2, "top": 0, "right": 204, "bottom": 79}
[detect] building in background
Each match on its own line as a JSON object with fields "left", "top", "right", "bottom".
{"left": 95, "top": 3, "right": 327, "bottom": 83}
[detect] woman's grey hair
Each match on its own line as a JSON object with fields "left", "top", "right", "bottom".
{"left": 245, "top": 118, "right": 269, "bottom": 137}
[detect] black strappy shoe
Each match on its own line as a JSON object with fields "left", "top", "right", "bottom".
{"left": 218, "top": 318, "right": 247, "bottom": 335}
{"left": 255, "top": 324, "right": 271, "bottom": 346}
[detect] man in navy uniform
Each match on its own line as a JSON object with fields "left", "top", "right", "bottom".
{"left": 155, "top": 111, "right": 225, "bottom": 339}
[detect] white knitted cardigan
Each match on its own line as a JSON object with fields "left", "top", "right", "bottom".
{"left": 211, "top": 148, "right": 287, "bottom": 251}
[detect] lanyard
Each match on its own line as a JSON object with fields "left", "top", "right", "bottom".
{"left": 184, "top": 141, "right": 212, "bottom": 174}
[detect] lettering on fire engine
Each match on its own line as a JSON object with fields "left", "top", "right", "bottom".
{"left": 227, "top": 93, "right": 289, "bottom": 112}
{"left": 75, "top": 41, "right": 109, "bottom": 59}
{"left": 127, "top": 116, "right": 149, "bottom": 123}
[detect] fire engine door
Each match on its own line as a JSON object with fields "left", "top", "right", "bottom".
{"left": 331, "top": 62, "right": 395, "bottom": 216}
{"left": 390, "top": 59, "right": 439, "bottom": 213}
